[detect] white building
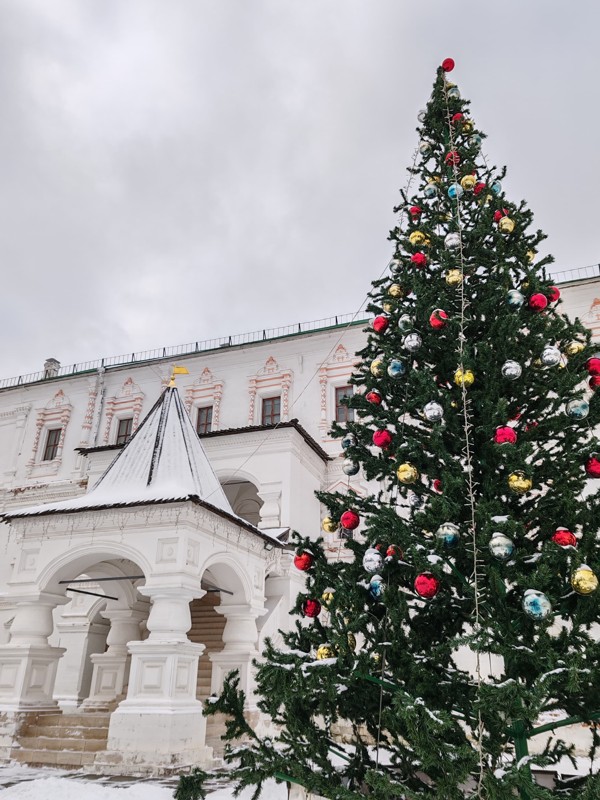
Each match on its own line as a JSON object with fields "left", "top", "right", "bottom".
{"left": 0, "top": 269, "right": 598, "bottom": 774}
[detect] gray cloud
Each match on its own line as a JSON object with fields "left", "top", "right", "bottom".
{"left": 1, "top": 0, "right": 599, "bottom": 378}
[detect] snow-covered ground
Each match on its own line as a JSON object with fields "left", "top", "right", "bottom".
{"left": 0, "top": 767, "right": 287, "bottom": 800}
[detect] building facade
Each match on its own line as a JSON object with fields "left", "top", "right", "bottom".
{"left": 0, "top": 270, "right": 598, "bottom": 773}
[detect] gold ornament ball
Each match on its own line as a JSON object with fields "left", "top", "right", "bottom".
{"left": 382, "top": 301, "right": 394, "bottom": 314}
{"left": 316, "top": 644, "right": 336, "bottom": 660}
{"left": 321, "top": 517, "right": 338, "bottom": 533}
{"left": 508, "top": 471, "right": 532, "bottom": 494}
{"left": 321, "top": 590, "right": 335, "bottom": 606}
{"left": 388, "top": 283, "right": 404, "bottom": 299}
{"left": 397, "top": 462, "right": 419, "bottom": 484}
{"left": 499, "top": 216, "right": 515, "bottom": 234}
{"left": 526, "top": 250, "right": 536, "bottom": 263}
{"left": 532, "top": 358, "right": 543, "bottom": 370}
{"left": 566, "top": 341, "right": 585, "bottom": 356}
{"left": 462, "top": 120, "right": 474, "bottom": 134}
{"left": 571, "top": 565, "right": 599, "bottom": 595}
{"left": 446, "top": 269, "right": 463, "bottom": 287}
{"left": 432, "top": 174, "right": 442, "bottom": 184}
{"left": 454, "top": 368, "right": 475, "bottom": 387}
{"left": 347, "top": 633, "right": 357, "bottom": 651}
{"left": 460, "top": 174, "right": 476, "bottom": 191}
{"left": 409, "top": 231, "right": 426, "bottom": 246}
{"left": 370, "top": 652, "right": 382, "bottom": 664}
{"left": 370, "top": 358, "right": 385, "bottom": 377}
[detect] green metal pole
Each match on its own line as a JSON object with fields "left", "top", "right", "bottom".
{"left": 512, "top": 720, "right": 531, "bottom": 800}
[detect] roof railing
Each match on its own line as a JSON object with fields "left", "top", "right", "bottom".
{"left": 0, "top": 312, "right": 367, "bottom": 390}
{"left": 2, "top": 263, "right": 599, "bottom": 392}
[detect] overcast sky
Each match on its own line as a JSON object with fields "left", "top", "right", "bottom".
{"left": 2, "top": 1, "right": 599, "bottom": 379}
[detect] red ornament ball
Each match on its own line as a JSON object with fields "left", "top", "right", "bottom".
{"left": 414, "top": 572, "right": 441, "bottom": 599}
{"left": 494, "top": 426, "right": 517, "bottom": 445}
{"left": 493, "top": 209, "right": 507, "bottom": 223}
{"left": 386, "top": 544, "right": 403, "bottom": 559}
{"left": 372, "top": 315, "right": 389, "bottom": 334}
{"left": 474, "top": 182, "right": 486, "bottom": 196}
{"left": 372, "top": 429, "right": 393, "bottom": 449}
{"left": 411, "top": 252, "right": 427, "bottom": 268}
{"left": 528, "top": 293, "right": 548, "bottom": 312}
{"left": 548, "top": 286, "right": 561, "bottom": 303}
{"left": 340, "top": 509, "right": 360, "bottom": 530}
{"left": 429, "top": 308, "right": 449, "bottom": 330}
{"left": 585, "top": 456, "right": 600, "bottom": 478}
{"left": 294, "top": 552, "right": 314, "bottom": 571}
{"left": 589, "top": 376, "right": 600, "bottom": 391}
{"left": 302, "top": 599, "right": 321, "bottom": 618}
{"left": 432, "top": 478, "right": 442, "bottom": 493}
{"left": 552, "top": 529, "right": 578, "bottom": 548}
{"left": 451, "top": 112, "right": 464, "bottom": 124}
{"left": 441, "top": 58, "right": 455, "bottom": 72}
{"left": 445, "top": 151, "right": 460, "bottom": 166}
{"left": 587, "top": 357, "right": 600, "bottom": 376}
{"left": 366, "top": 389, "right": 383, "bottom": 405}
{"left": 409, "top": 205, "right": 422, "bottom": 219}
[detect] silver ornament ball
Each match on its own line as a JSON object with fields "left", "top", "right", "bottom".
{"left": 403, "top": 332, "right": 422, "bottom": 352}
{"left": 398, "top": 314, "right": 413, "bottom": 332}
{"left": 423, "top": 401, "right": 444, "bottom": 422}
{"left": 565, "top": 399, "right": 590, "bottom": 420}
{"left": 522, "top": 590, "right": 552, "bottom": 621}
{"left": 541, "top": 345, "right": 562, "bottom": 367}
{"left": 488, "top": 532, "right": 515, "bottom": 561}
{"left": 341, "top": 433, "right": 356, "bottom": 450}
{"left": 342, "top": 458, "right": 360, "bottom": 476}
{"left": 435, "top": 522, "right": 460, "bottom": 548}
{"left": 501, "top": 360, "right": 522, "bottom": 380}
{"left": 444, "top": 233, "right": 461, "bottom": 250}
{"left": 362, "top": 548, "right": 383, "bottom": 574}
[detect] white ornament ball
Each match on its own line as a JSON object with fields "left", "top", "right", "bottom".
{"left": 362, "top": 548, "right": 383, "bottom": 574}
{"left": 403, "top": 332, "right": 422, "bottom": 352}
{"left": 501, "top": 360, "right": 522, "bottom": 380}
{"left": 541, "top": 345, "right": 561, "bottom": 367}
{"left": 423, "top": 401, "right": 444, "bottom": 422}
{"left": 444, "top": 233, "right": 461, "bottom": 250}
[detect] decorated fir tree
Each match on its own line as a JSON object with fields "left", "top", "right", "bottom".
{"left": 194, "top": 59, "right": 600, "bottom": 799}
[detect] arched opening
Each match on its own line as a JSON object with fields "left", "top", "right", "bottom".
{"left": 38, "top": 549, "right": 150, "bottom": 711}
{"left": 221, "top": 479, "right": 263, "bottom": 526}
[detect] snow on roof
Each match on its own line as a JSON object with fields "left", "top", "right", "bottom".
{"left": 8, "top": 387, "right": 236, "bottom": 519}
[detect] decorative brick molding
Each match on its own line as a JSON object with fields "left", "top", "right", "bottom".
{"left": 79, "top": 381, "right": 99, "bottom": 446}
{"left": 183, "top": 368, "right": 224, "bottom": 431}
{"left": 101, "top": 378, "right": 144, "bottom": 445}
{"left": 318, "top": 344, "right": 359, "bottom": 435}
{"left": 248, "top": 357, "right": 293, "bottom": 425}
{"left": 26, "top": 390, "right": 73, "bottom": 475}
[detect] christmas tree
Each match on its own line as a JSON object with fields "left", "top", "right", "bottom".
{"left": 193, "top": 59, "right": 600, "bottom": 800}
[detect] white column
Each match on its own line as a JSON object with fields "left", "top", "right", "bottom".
{"left": 257, "top": 488, "right": 281, "bottom": 529}
{"left": 83, "top": 608, "right": 145, "bottom": 710}
{"left": 0, "top": 593, "right": 67, "bottom": 711}
{"left": 209, "top": 603, "right": 265, "bottom": 706}
{"left": 53, "top": 618, "right": 109, "bottom": 709}
{"left": 101, "top": 586, "right": 212, "bottom": 771}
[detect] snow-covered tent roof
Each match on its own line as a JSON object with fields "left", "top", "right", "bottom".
{"left": 6, "top": 386, "right": 239, "bottom": 521}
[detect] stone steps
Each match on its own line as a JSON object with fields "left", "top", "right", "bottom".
{"left": 11, "top": 711, "right": 110, "bottom": 769}
{"left": 189, "top": 593, "right": 226, "bottom": 701}
{"left": 11, "top": 748, "right": 98, "bottom": 767}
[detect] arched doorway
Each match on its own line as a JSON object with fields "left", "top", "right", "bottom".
{"left": 221, "top": 479, "right": 263, "bottom": 526}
